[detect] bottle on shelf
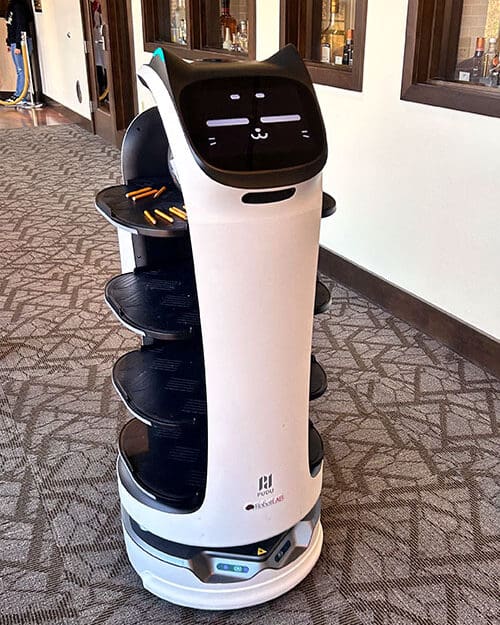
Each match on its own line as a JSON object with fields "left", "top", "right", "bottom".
{"left": 320, "top": 0, "right": 346, "bottom": 65}
{"left": 342, "top": 28, "right": 354, "bottom": 66}
{"left": 471, "top": 36, "right": 485, "bottom": 83}
{"left": 171, "top": 0, "right": 187, "bottom": 45}
{"left": 222, "top": 27, "right": 233, "bottom": 51}
{"left": 484, "top": 37, "right": 498, "bottom": 76}
{"left": 236, "top": 19, "right": 249, "bottom": 54}
{"left": 179, "top": 18, "right": 187, "bottom": 45}
{"left": 220, "top": 0, "right": 237, "bottom": 49}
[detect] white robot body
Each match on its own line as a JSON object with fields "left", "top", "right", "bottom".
{"left": 97, "top": 44, "right": 329, "bottom": 609}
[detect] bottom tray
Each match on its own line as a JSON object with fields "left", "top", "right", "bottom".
{"left": 119, "top": 418, "right": 207, "bottom": 511}
{"left": 120, "top": 418, "right": 324, "bottom": 510}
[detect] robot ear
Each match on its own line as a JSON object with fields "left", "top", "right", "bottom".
{"left": 149, "top": 47, "right": 192, "bottom": 94}
{"left": 265, "top": 44, "right": 301, "bottom": 68}
{"left": 264, "top": 44, "right": 311, "bottom": 83}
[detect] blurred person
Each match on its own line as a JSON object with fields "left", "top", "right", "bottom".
{"left": 5, "top": 0, "right": 33, "bottom": 107}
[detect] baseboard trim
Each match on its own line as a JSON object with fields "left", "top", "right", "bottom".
{"left": 42, "top": 94, "right": 93, "bottom": 133}
{"left": 319, "top": 247, "right": 500, "bottom": 378}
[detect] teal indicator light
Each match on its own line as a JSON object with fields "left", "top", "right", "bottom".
{"left": 217, "top": 563, "right": 250, "bottom": 574}
{"left": 153, "top": 48, "right": 166, "bottom": 63}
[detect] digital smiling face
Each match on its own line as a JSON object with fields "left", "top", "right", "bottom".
{"left": 179, "top": 76, "right": 324, "bottom": 173}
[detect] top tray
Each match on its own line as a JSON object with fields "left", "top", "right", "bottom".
{"left": 95, "top": 176, "right": 188, "bottom": 238}
{"left": 96, "top": 177, "right": 335, "bottom": 235}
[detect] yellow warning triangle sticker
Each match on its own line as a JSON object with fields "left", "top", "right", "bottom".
{"left": 257, "top": 548, "right": 267, "bottom": 556}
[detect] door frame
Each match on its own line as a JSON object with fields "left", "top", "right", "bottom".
{"left": 80, "top": 0, "right": 138, "bottom": 146}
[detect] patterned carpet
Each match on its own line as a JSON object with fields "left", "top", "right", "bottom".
{"left": 0, "top": 124, "right": 499, "bottom": 625}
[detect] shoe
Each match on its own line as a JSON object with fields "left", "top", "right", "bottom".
{"left": 4, "top": 94, "right": 18, "bottom": 103}
{"left": 16, "top": 100, "right": 35, "bottom": 109}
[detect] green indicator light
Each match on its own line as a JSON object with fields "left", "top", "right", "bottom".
{"left": 217, "top": 563, "right": 250, "bottom": 574}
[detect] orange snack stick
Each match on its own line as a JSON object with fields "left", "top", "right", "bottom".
{"left": 125, "top": 186, "right": 152, "bottom": 198}
{"left": 153, "top": 186, "right": 167, "bottom": 199}
{"left": 133, "top": 189, "right": 158, "bottom": 202}
{"left": 169, "top": 207, "right": 188, "bottom": 221}
{"left": 143, "top": 210, "right": 157, "bottom": 226}
{"left": 154, "top": 209, "right": 174, "bottom": 224}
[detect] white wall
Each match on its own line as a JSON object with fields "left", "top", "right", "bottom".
{"left": 315, "top": 1, "right": 500, "bottom": 341}
{"left": 33, "top": 0, "right": 91, "bottom": 119}
{"left": 129, "top": 1, "right": 500, "bottom": 340}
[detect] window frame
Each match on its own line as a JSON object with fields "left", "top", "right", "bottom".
{"left": 280, "top": 0, "right": 368, "bottom": 91}
{"left": 401, "top": 0, "right": 500, "bottom": 119}
{"left": 141, "top": 0, "right": 256, "bottom": 61}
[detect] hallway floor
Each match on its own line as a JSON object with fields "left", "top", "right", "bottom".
{"left": 0, "top": 124, "right": 499, "bottom": 625}
{"left": 0, "top": 101, "right": 85, "bottom": 129}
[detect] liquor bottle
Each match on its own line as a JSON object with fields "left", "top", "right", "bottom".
{"left": 320, "top": 0, "right": 346, "bottom": 65}
{"left": 484, "top": 37, "right": 498, "bottom": 76}
{"left": 471, "top": 36, "right": 485, "bottom": 83}
{"left": 220, "top": 0, "right": 237, "bottom": 48}
{"left": 237, "top": 19, "right": 248, "bottom": 54}
{"left": 171, "top": 0, "right": 186, "bottom": 44}
{"left": 342, "top": 28, "right": 354, "bottom": 66}
{"left": 222, "top": 26, "right": 233, "bottom": 51}
{"left": 179, "top": 18, "right": 187, "bottom": 45}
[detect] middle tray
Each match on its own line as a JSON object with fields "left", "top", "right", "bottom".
{"left": 113, "top": 343, "right": 207, "bottom": 428}
{"left": 105, "top": 266, "right": 200, "bottom": 340}
{"left": 113, "top": 345, "right": 328, "bottom": 427}
{"left": 314, "top": 281, "right": 331, "bottom": 315}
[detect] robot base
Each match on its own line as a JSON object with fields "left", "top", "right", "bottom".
{"left": 123, "top": 521, "right": 323, "bottom": 610}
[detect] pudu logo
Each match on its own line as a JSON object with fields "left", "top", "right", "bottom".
{"left": 258, "top": 474, "right": 274, "bottom": 497}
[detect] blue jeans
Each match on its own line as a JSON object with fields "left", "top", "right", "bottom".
{"left": 10, "top": 39, "right": 32, "bottom": 99}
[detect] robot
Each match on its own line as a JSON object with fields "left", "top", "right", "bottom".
{"left": 95, "top": 44, "right": 331, "bottom": 609}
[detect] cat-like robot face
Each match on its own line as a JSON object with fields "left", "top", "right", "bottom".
{"left": 140, "top": 45, "right": 327, "bottom": 190}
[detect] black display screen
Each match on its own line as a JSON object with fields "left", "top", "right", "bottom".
{"left": 179, "top": 76, "right": 324, "bottom": 172}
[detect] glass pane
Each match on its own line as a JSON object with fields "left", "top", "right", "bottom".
{"left": 202, "top": 0, "right": 249, "bottom": 56}
{"left": 318, "top": 0, "right": 355, "bottom": 70}
{"left": 90, "top": 0, "right": 109, "bottom": 111}
{"left": 146, "top": 1, "right": 188, "bottom": 46}
{"left": 453, "top": 0, "right": 500, "bottom": 88}
{"left": 170, "top": 0, "right": 188, "bottom": 46}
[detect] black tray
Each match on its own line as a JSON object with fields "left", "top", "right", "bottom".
{"left": 120, "top": 417, "right": 322, "bottom": 511}
{"left": 322, "top": 193, "right": 337, "bottom": 218}
{"left": 105, "top": 266, "right": 200, "bottom": 340}
{"left": 95, "top": 176, "right": 188, "bottom": 238}
{"left": 309, "top": 422, "right": 324, "bottom": 476}
{"left": 113, "top": 343, "right": 207, "bottom": 428}
{"left": 114, "top": 345, "right": 326, "bottom": 428}
{"left": 119, "top": 418, "right": 206, "bottom": 511}
{"left": 310, "top": 355, "right": 327, "bottom": 400}
{"left": 315, "top": 281, "right": 331, "bottom": 315}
